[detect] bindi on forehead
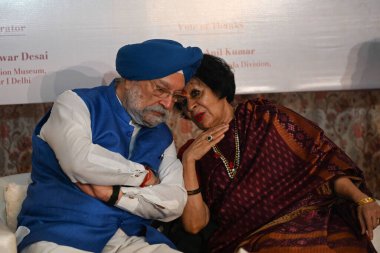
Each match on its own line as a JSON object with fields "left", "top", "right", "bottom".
{"left": 188, "top": 77, "right": 205, "bottom": 86}
{"left": 185, "top": 82, "right": 202, "bottom": 93}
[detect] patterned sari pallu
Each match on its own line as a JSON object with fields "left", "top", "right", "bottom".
{"left": 193, "top": 99, "right": 376, "bottom": 253}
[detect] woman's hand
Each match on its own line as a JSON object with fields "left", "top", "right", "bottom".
{"left": 182, "top": 123, "right": 229, "bottom": 162}
{"left": 357, "top": 200, "right": 380, "bottom": 240}
{"left": 334, "top": 177, "right": 380, "bottom": 240}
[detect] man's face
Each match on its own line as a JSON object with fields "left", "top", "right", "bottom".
{"left": 123, "top": 72, "right": 185, "bottom": 127}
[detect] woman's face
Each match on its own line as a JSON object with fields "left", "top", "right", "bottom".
{"left": 181, "top": 78, "right": 232, "bottom": 130}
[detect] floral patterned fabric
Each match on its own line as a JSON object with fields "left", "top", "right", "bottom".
{"left": 1, "top": 90, "right": 380, "bottom": 198}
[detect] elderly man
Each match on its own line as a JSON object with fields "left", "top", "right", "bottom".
{"left": 17, "top": 39, "right": 203, "bottom": 253}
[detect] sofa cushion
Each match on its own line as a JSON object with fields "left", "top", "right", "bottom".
{"left": 4, "top": 183, "right": 28, "bottom": 232}
{"left": 0, "top": 220, "right": 17, "bottom": 253}
{"left": 0, "top": 173, "right": 31, "bottom": 227}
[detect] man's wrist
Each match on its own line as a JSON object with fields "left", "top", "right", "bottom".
{"left": 140, "top": 169, "right": 152, "bottom": 187}
{"left": 106, "top": 185, "right": 121, "bottom": 206}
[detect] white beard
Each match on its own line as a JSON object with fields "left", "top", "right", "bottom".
{"left": 124, "top": 86, "right": 168, "bottom": 127}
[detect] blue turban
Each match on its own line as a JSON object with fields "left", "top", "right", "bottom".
{"left": 116, "top": 39, "right": 203, "bottom": 83}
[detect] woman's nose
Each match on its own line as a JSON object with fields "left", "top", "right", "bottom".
{"left": 186, "top": 98, "right": 197, "bottom": 111}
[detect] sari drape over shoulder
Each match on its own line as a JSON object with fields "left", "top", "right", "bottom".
{"left": 189, "top": 99, "right": 376, "bottom": 253}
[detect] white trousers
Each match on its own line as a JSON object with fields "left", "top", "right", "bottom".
{"left": 21, "top": 229, "right": 181, "bottom": 253}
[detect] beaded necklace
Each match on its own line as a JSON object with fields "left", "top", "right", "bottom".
{"left": 212, "top": 118, "right": 240, "bottom": 179}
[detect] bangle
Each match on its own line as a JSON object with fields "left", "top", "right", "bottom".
{"left": 140, "top": 169, "right": 152, "bottom": 187}
{"left": 356, "top": 197, "right": 375, "bottom": 206}
{"left": 106, "top": 185, "right": 121, "bottom": 206}
{"left": 187, "top": 188, "right": 201, "bottom": 196}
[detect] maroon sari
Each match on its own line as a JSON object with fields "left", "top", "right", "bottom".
{"left": 183, "top": 99, "right": 376, "bottom": 253}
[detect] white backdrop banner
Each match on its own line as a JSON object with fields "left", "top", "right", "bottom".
{"left": 1, "top": 0, "right": 380, "bottom": 105}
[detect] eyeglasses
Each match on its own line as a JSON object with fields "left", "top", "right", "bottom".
{"left": 150, "top": 80, "right": 184, "bottom": 103}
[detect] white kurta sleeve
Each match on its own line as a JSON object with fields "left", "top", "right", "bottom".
{"left": 39, "top": 90, "right": 147, "bottom": 186}
{"left": 116, "top": 142, "right": 187, "bottom": 222}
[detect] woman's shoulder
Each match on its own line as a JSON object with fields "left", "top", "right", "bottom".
{"left": 236, "top": 97, "right": 278, "bottom": 115}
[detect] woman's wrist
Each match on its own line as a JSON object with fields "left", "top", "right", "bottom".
{"left": 350, "top": 192, "right": 368, "bottom": 203}
{"left": 187, "top": 187, "right": 201, "bottom": 196}
{"left": 356, "top": 196, "right": 376, "bottom": 206}
{"left": 182, "top": 153, "right": 195, "bottom": 164}
{"left": 334, "top": 177, "right": 367, "bottom": 203}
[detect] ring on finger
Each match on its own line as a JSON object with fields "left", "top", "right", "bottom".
{"left": 206, "top": 135, "right": 213, "bottom": 142}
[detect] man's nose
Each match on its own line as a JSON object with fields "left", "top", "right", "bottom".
{"left": 159, "top": 96, "right": 175, "bottom": 110}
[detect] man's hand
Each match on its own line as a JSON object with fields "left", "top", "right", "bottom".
{"left": 140, "top": 167, "right": 160, "bottom": 187}
{"left": 76, "top": 168, "right": 160, "bottom": 203}
{"left": 76, "top": 183, "right": 116, "bottom": 202}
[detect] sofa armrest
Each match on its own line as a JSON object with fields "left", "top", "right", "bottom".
{"left": 0, "top": 219, "right": 17, "bottom": 253}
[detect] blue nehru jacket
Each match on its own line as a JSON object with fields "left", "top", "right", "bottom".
{"left": 17, "top": 81, "right": 174, "bottom": 253}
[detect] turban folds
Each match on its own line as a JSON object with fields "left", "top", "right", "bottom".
{"left": 116, "top": 39, "right": 203, "bottom": 83}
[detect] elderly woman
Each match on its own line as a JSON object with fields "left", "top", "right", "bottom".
{"left": 176, "top": 54, "right": 380, "bottom": 252}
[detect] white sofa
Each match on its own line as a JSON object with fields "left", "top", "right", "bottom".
{"left": 0, "top": 173, "right": 379, "bottom": 252}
